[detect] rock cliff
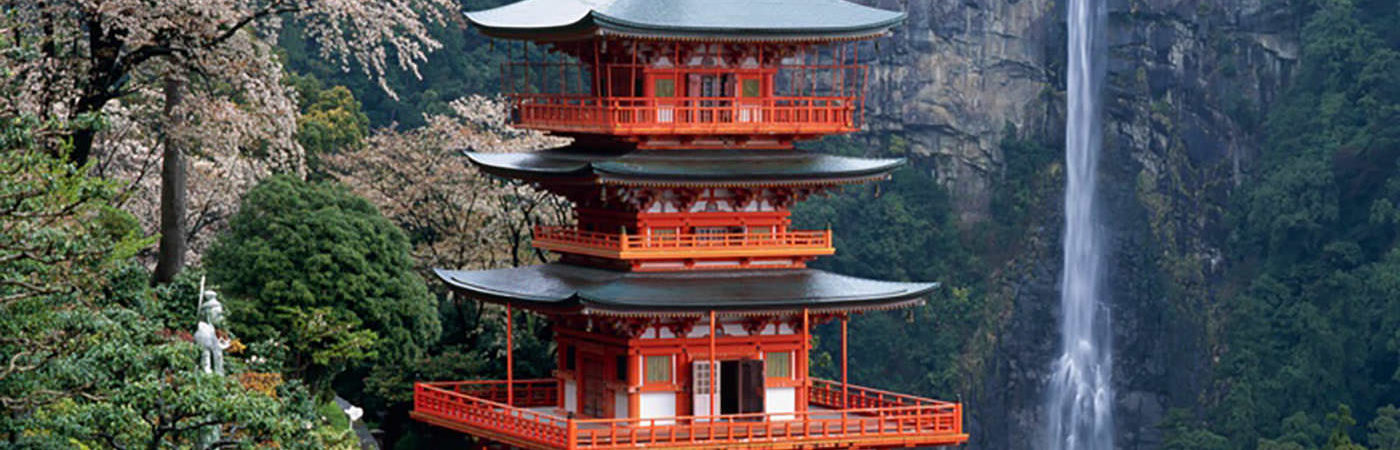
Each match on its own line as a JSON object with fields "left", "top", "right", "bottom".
{"left": 855, "top": 0, "right": 1299, "bottom": 447}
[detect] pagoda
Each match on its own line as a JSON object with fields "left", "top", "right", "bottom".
{"left": 411, "top": 0, "right": 970, "bottom": 448}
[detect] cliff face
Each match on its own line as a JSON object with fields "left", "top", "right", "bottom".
{"left": 856, "top": 0, "right": 1299, "bottom": 447}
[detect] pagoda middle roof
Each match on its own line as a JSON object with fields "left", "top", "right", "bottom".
{"left": 466, "top": 147, "right": 905, "bottom": 187}
{"left": 434, "top": 263, "right": 937, "bottom": 315}
{"left": 465, "top": 0, "right": 906, "bottom": 41}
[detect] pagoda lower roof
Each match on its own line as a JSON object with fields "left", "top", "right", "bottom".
{"left": 465, "top": 148, "right": 904, "bottom": 187}
{"left": 433, "top": 263, "right": 937, "bottom": 316}
{"left": 465, "top": 0, "right": 905, "bottom": 41}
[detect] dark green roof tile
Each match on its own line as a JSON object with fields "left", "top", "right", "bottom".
{"left": 465, "top": 0, "right": 905, "bottom": 40}
{"left": 434, "top": 263, "right": 937, "bottom": 314}
{"left": 465, "top": 147, "right": 905, "bottom": 185}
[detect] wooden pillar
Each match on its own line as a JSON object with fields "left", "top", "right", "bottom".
{"left": 800, "top": 308, "right": 809, "bottom": 413}
{"left": 507, "top": 304, "right": 514, "bottom": 406}
{"left": 841, "top": 314, "right": 848, "bottom": 409}
{"left": 628, "top": 349, "right": 640, "bottom": 419}
{"left": 708, "top": 310, "right": 717, "bottom": 421}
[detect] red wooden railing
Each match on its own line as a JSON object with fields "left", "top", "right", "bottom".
{"left": 413, "top": 378, "right": 966, "bottom": 449}
{"left": 425, "top": 379, "right": 559, "bottom": 407}
{"left": 532, "top": 226, "right": 834, "bottom": 258}
{"left": 509, "top": 95, "right": 858, "bottom": 135}
{"left": 412, "top": 380, "right": 568, "bottom": 448}
{"left": 809, "top": 378, "right": 945, "bottom": 409}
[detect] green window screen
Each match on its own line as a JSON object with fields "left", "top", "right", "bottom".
{"left": 766, "top": 352, "right": 791, "bottom": 378}
{"left": 646, "top": 355, "right": 672, "bottom": 383}
{"left": 742, "top": 79, "right": 761, "bottom": 97}
{"left": 654, "top": 78, "right": 676, "bottom": 97}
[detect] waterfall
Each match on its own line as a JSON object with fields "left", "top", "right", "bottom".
{"left": 1044, "top": 0, "right": 1113, "bottom": 447}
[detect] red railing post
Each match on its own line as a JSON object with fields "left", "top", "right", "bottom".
{"left": 506, "top": 304, "right": 514, "bottom": 406}
{"left": 567, "top": 418, "right": 577, "bottom": 449}
{"left": 841, "top": 315, "right": 849, "bottom": 409}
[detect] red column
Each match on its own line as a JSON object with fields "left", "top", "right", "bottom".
{"left": 708, "top": 310, "right": 717, "bottom": 420}
{"left": 841, "top": 314, "right": 848, "bottom": 409}
{"left": 801, "top": 308, "right": 809, "bottom": 413}
{"left": 507, "top": 304, "right": 514, "bottom": 406}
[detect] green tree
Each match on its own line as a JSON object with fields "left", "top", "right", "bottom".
{"left": 289, "top": 74, "right": 371, "bottom": 174}
{"left": 1208, "top": 0, "right": 1400, "bottom": 444}
{"left": 1159, "top": 408, "right": 1231, "bottom": 450}
{"left": 206, "top": 175, "right": 440, "bottom": 397}
{"left": 0, "top": 137, "right": 348, "bottom": 447}
{"left": 1326, "top": 404, "right": 1369, "bottom": 450}
{"left": 1370, "top": 405, "right": 1400, "bottom": 450}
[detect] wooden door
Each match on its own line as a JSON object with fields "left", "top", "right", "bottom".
{"left": 692, "top": 360, "right": 717, "bottom": 419}
{"left": 646, "top": 72, "right": 677, "bottom": 124}
{"left": 582, "top": 357, "right": 606, "bottom": 418}
{"left": 737, "top": 75, "right": 763, "bottom": 123}
{"left": 718, "top": 359, "right": 765, "bottom": 417}
{"left": 740, "top": 359, "right": 766, "bottom": 414}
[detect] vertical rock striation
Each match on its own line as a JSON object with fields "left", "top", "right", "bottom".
{"left": 855, "top": 0, "right": 1299, "bottom": 447}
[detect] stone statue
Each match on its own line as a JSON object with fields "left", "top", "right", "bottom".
{"left": 195, "top": 290, "right": 230, "bottom": 375}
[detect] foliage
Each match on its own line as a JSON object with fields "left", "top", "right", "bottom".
{"left": 278, "top": 0, "right": 519, "bottom": 128}
{"left": 1370, "top": 405, "right": 1400, "bottom": 450}
{"left": 1159, "top": 408, "right": 1231, "bottom": 450}
{"left": 321, "top": 96, "right": 570, "bottom": 276}
{"left": 290, "top": 73, "right": 371, "bottom": 175}
{"left": 0, "top": 143, "right": 349, "bottom": 447}
{"left": 792, "top": 136, "right": 983, "bottom": 398}
{"left": 206, "top": 175, "right": 440, "bottom": 397}
{"left": 1200, "top": 0, "right": 1400, "bottom": 447}
{"left": 2, "top": 0, "right": 457, "bottom": 163}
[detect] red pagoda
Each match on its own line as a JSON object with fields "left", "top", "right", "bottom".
{"left": 411, "top": 0, "right": 970, "bottom": 448}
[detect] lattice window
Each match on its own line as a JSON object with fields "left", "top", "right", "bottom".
{"left": 646, "top": 355, "right": 672, "bottom": 383}
{"left": 766, "top": 352, "right": 791, "bottom": 378}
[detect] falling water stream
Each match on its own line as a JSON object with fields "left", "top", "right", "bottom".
{"left": 1044, "top": 0, "right": 1113, "bottom": 447}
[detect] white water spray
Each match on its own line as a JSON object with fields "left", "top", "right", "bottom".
{"left": 1044, "top": 0, "right": 1113, "bottom": 447}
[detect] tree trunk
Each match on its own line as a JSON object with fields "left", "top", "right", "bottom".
{"left": 69, "top": 118, "right": 97, "bottom": 167}
{"left": 153, "top": 74, "right": 187, "bottom": 285}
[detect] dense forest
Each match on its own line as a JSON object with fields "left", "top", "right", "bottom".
{"left": 1, "top": 0, "right": 1397, "bottom": 449}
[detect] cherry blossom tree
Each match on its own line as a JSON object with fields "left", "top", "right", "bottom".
{"left": 323, "top": 96, "right": 572, "bottom": 275}
{"left": 2, "top": 0, "right": 457, "bottom": 283}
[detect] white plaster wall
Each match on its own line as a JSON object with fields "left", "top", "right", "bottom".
{"left": 614, "top": 390, "right": 629, "bottom": 419}
{"left": 564, "top": 380, "right": 578, "bottom": 413}
{"left": 765, "top": 387, "right": 796, "bottom": 421}
{"left": 639, "top": 392, "right": 676, "bottom": 425}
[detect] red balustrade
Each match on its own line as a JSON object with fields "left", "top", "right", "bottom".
{"left": 412, "top": 378, "right": 967, "bottom": 449}
{"left": 531, "top": 226, "right": 835, "bottom": 260}
{"left": 510, "top": 95, "right": 858, "bottom": 137}
{"left": 412, "top": 380, "right": 569, "bottom": 448}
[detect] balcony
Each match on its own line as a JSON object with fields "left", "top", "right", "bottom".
{"left": 531, "top": 226, "right": 835, "bottom": 260}
{"left": 511, "top": 95, "right": 858, "bottom": 138}
{"left": 411, "top": 379, "right": 968, "bottom": 449}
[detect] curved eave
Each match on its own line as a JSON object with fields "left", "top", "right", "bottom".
{"left": 434, "top": 264, "right": 939, "bottom": 316}
{"left": 464, "top": 0, "right": 905, "bottom": 42}
{"left": 463, "top": 151, "right": 596, "bottom": 184}
{"left": 590, "top": 157, "right": 905, "bottom": 181}
{"left": 464, "top": 149, "right": 906, "bottom": 187}
{"left": 465, "top": 20, "right": 600, "bottom": 42}
{"left": 589, "top": 5, "right": 904, "bottom": 42}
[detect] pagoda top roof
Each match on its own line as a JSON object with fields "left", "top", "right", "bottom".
{"left": 466, "top": 147, "right": 904, "bottom": 187}
{"left": 465, "top": 0, "right": 906, "bottom": 41}
{"left": 434, "top": 263, "right": 936, "bottom": 315}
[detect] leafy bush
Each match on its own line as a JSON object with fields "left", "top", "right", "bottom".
{"left": 207, "top": 175, "right": 440, "bottom": 397}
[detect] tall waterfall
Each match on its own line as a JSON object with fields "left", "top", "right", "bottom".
{"left": 1044, "top": 0, "right": 1113, "bottom": 446}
